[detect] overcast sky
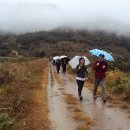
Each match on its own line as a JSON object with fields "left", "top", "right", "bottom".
{"left": 0, "top": 0, "right": 130, "bottom": 34}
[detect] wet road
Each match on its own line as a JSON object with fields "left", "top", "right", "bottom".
{"left": 48, "top": 64, "right": 130, "bottom": 130}
{"left": 48, "top": 64, "right": 76, "bottom": 130}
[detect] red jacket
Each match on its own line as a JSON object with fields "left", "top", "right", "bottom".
{"left": 93, "top": 60, "right": 108, "bottom": 79}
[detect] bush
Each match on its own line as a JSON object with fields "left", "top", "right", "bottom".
{"left": 67, "top": 64, "right": 75, "bottom": 75}
{"left": 0, "top": 67, "right": 16, "bottom": 86}
{"left": 106, "top": 70, "right": 130, "bottom": 101}
{"left": 0, "top": 113, "right": 14, "bottom": 130}
{"left": 112, "top": 77, "right": 126, "bottom": 94}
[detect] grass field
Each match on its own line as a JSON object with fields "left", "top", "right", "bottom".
{"left": 0, "top": 58, "right": 50, "bottom": 130}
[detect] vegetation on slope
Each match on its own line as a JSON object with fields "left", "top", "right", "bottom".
{"left": 0, "top": 30, "right": 130, "bottom": 71}
{"left": 0, "top": 58, "right": 50, "bottom": 130}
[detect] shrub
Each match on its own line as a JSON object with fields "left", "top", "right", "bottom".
{"left": 67, "top": 64, "right": 75, "bottom": 75}
{"left": 0, "top": 113, "right": 14, "bottom": 130}
{"left": 0, "top": 67, "right": 16, "bottom": 86}
{"left": 106, "top": 70, "right": 130, "bottom": 101}
{"left": 112, "top": 77, "right": 126, "bottom": 94}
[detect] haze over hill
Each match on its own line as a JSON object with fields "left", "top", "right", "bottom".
{"left": 0, "top": 0, "right": 130, "bottom": 35}
{"left": 0, "top": 0, "right": 130, "bottom": 71}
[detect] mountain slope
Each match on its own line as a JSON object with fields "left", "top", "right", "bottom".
{"left": 0, "top": 30, "right": 130, "bottom": 71}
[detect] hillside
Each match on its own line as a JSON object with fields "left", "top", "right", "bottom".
{"left": 0, "top": 30, "right": 130, "bottom": 71}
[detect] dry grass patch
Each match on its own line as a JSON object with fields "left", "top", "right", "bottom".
{"left": 111, "top": 99, "right": 121, "bottom": 104}
{"left": 58, "top": 87, "right": 64, "bottom": 91}
{"left": 67, "top": 105, "right": 82, "bottom": 113}
{"left": 0, "top": 58, "right": 50, "bottom": 130}
{"left": 64, "top": 93, "right": 94, "bottom": 130}
{"left": 73, "top": 113, "right": 93, "bottom": 125}
{"left": 65, "top": 94, "right": 78, "bottom": 105}
{"left": 72, "top": 106, "right": 82, "bottom": 113}
{"left": 76, "top": 124, "right": 90, "bottom": 130}
{"left": 121, "top": 103, "right": 129, "bottom": 109}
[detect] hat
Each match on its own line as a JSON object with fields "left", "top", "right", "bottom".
{"left": 99, "top": 54, "right": 105, "bottom": 58}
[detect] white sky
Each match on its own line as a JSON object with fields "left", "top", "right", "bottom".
{"left": 0, "top": 0, "right": 130, "bottom": 34}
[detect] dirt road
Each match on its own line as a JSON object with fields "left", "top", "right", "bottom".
{"left": 48, "top": 64, "right": 130, "bottom": 130}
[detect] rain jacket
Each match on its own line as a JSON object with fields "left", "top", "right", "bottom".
{"left": 76, "top": 65, "right": 88, "bottom": 79}
{"left": 93, "top": 60, "right": 108, "bottom": 79}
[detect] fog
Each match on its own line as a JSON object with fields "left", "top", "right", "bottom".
{"left": 0, "top": 0, "right": 130, "bottom": 34}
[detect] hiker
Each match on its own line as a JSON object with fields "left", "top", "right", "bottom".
{"left": 61, "top": 58, "right": 68, "bottom": 73}
{"left": 56, "top": 59, "right": 61, "bottom": 74}
{"left": 49, "top": 57, "right": 52, "bottom": 62}
{"left": 52, "top": 60, "right": 55, "bottom": 65}
{"left": 93, "top": 54, "right": 108, "bottom": 103}
{"left": 76, "top": 58, "right": 88, "bottom": 101}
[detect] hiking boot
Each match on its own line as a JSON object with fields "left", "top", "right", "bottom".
{"left": 102, "top": 97, "right": 106, "bottom": 103}
{"left": 79, "top": 96, "right": 83, "bottom": 101}
{"left": 93, "top": 95, "right": 97, "bottom": 99}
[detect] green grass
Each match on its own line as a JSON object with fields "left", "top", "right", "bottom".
{"left": 0, "top": 113, "right": 14, "bottom": 130}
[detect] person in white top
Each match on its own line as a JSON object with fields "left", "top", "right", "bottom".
{"left": 75, "top": 57, "right": 88, "bottom": 101}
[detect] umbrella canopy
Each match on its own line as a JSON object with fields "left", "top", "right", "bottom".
{"left": 69, "top": 56, "right": 90, "bottom": 69}
{"left": 53, "top": 56, "right": 60, "bottom": 61}
{"left": 60, "top": 55, "right": 67, "bottom": 59}
{"left": 89, "top": 49, "right": 114, "bottom": 61}
{"left": 61, "top": 57, "right": 70, "bottom": 64}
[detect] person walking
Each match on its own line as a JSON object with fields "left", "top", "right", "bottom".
{"left": 62, "top": 58, "right": 68, "bottom": 74}
{"left": 93, "top": 54, "right": 108, "bottom": 103}
{"left": 56, "top": 59, "right": 61, "bottom": 74}
{"left": 76, "top": 57, "right": 88, "bottom": 101}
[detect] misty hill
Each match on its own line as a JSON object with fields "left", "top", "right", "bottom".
{"left": 0, "top": 30, "right": 130, "bottom": 71}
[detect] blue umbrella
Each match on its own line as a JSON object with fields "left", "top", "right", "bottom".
{"left": 89, "top": 49, "right": 114, "bottom": 61}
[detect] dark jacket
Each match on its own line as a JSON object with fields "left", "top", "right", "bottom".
{"left": 61, "top": 59, "right": 68, "bottom": 66}
{"left": 93, "top": 60, "right": 108, "bottom": 79}
{"left": 76, "top": 65, "right": 88, "bottom": 78}
{"left": 56, "top": 59, "right": 61, "bottom": 66}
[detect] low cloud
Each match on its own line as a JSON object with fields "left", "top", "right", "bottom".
{"left": 0, "top": 0, "right": 130, "bottom": 35}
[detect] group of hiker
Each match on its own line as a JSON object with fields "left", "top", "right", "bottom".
{"left": 76, "top": 54, "right": 108, "bottom": 103}
{"left": 51, "top": 53, "right": 108, "bottom": 103}
{"left": 52, "top": 56, "right": 69, "bottom": 74}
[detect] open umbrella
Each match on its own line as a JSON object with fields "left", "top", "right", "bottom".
{"left": 69, "top": 56, "right": 90, "bottom": 69}
{"left": 52, "top": 56, "right": 60, "bottom": 65}
{"left": 53, "top": 56, "right": 60, "bottom": 61}
{"left": 61, "top": 57, "right": 70, "bottom": 63}
{"left": 60, "top": 55, "right": 67, "bottom": 59}
{"left": 89, "top": 49, "right": 114, "bottom": 61}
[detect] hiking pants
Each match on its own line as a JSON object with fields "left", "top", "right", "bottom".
{"left": 62, "top": 65, "right": 66, "bottom": 73}
{"left": 56, "top": 65, "right": 60, "bottom": 73}
{"left": 76, "top": 80, "right": 84, "bottom": 97}
{"left": 93, "top": 78, "right": 106, "bottom": 98}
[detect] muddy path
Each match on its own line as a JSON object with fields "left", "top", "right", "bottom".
{"left": 48, "top": 64, "right": 76, "bottom": 130}
{"left": 48, "top": 64, "right": 130, "bottom": 130}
